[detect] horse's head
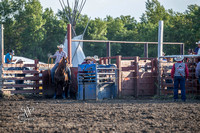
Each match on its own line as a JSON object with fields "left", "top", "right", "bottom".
{"left": 58, "top": 57, "right": 70, "bottom": 73}
{"left": 59, "top": 57, "right": 66, "bottom": 69}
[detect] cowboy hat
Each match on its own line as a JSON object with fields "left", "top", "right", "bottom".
{"left": 174, "top": 55, "right": 184, "bottom": 61}
{"left": 84, "top": 56, "right": 93, "bottom": 61}
{"left": 93, "top": 55, "right": 99, "bottom": 61}
{"left": 57, "top": 44, "right": 65, "bottom": 49}
{"left": 16, "top": 59, "right": 24, "bottom": 64}
{"left": 196, "top": 41, "right": 200, "bottom": 44}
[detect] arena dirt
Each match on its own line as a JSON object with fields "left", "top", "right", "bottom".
{"left": 0, "top": 97, "right": 200, "bottom": 132}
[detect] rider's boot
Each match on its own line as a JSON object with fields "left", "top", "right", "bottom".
{"left": 53, "top": 93, "right": 56, "bottom": 99}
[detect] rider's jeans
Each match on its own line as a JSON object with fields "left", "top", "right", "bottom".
{"left": 51, "top": 63, "right": 59, "bottom": 83}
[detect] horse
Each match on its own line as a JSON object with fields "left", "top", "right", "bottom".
{"left": 53, "top": 57, "right": 71, "bottom": 99}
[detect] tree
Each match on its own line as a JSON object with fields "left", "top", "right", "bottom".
{"left": 40, "top": 8, "right": 67, "bottom": 62}
{"left": 141, "top": 0, "right": 170, "bottom": 24}
{"left": 83, "top": 18, "right": 107, "bottom": 57}
{"left": 14, "top": 0, "right": 45, "bottom": 59}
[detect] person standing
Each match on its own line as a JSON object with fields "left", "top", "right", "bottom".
{"left": 8, "top": 59, "right": 29, "bottom": 90}
{"left": 194, "top": 41, "right": 200, "bottom": 54}
{"left": 81, "top": 57, "right": 94, "bottom": 64}
{"left": 5, "top": 50, "right": 16, "bottom": 64}
{"left": 195, "top": 58, "right": 200, "bottom": 84}
{"left": 50, "top": 44, "right": 67, "bottom": 83}
{"left": 171, "top": 55, "right": 189, "bottom": 102}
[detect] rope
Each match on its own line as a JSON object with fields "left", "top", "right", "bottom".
{"left": 48, "top": 57, "right": 51, "bottom": 84}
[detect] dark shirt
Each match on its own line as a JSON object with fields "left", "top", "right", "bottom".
{"left": 8, "top": 67, "right": 29, "bottom": 77}
{"left": 194, "top": 47, "right": 199, "bottom": 54}
{"left": 7, "top": 67, "right": 29, "bottom": 89}
{"left": 81, "top": 61, "right": 87, "bottom": 64}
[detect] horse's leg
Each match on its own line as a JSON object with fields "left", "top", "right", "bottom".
{"left": 62, "top": 83, "right": 66, "bottom": 99}
{"left": 64, "top": 83, "right": 69, "bottom": 98}
{"left": 53, "top": 83, "right": 57, "bottom": 99}
{"left": 69, "top": 86, "right": 77, "bottom": 100}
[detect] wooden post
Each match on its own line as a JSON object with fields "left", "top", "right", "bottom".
{"left": 103, "top": 58, "right": 107, "bottom": 64}
{"left": 106, "top": 41, "right": 111, "bottom": 64}
{"left": 67, "top": 24, "right": 72, "bottom": 66}
{"left": 144, "top": 43, "right": 148, "bottom": 58}
{"left": 101, "top": 58, "right": 104, "bottom": 64}
{"left": 157, "top": 58, "right": 161, "bottom": 96}
{"left": 0, "top": 25, "right": 4, "bottom": 91}
{"left": 151, "top": 59, "right": 154, "bottom": 73}
{"left": 134, "top": 56, "right": 139, "bottom": 98}
{"left": 34, "top": 59, "right": 39, "bottom": 90}
{"left": 116, "top": 55, "right": 122, "bottom": 98}
{"left": 105, "top": 59, "right": 109, "bottom": 64}
{"left": 180, "top": 43, "right": 184, "bottom": 55}
{"left": 99, "top": 58, "right": 102, "bottom": 64}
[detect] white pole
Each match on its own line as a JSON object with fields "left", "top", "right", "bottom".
{"left": 157, "top": 21, "right": 164, "bottom": 96}
{"left": 0, "top": 24, "right": 4, "bottom": 91}
{"left": 158, "top": 21, "right": 164, "bottom": 59}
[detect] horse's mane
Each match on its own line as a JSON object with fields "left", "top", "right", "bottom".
{"left": 55, "top": 57, "right": 67, "bottom": 75}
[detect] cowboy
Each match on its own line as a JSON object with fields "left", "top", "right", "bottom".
{"left": 194, "top": 41, "right": 200, "bottom": 54}
{"left": 81, "top": 56, "right": 94, "bottom": 64}
{"left": 171, "top": 55, "right": 189, "bottom": 102}
{"left": 50, "top": 44, "right": 67, "bottom": 83}
{"left": 8, "top": 59, "right": 29, "bottom": 90}
{"left": 5, "top": 50, "right": 16, "bottom": 64}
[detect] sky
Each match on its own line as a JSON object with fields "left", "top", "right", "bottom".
{"left": 40, "top": 0, "right": 200, "bottom": 21}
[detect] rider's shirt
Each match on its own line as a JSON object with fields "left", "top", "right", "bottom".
{"left": 5, "top": 53, "right": 12, "bottom": 63}
{"left": 53, "top": 51, "right": 67, "bottom": 64}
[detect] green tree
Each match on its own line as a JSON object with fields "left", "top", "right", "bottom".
{"left": 40, "top": 8, "right": 67, "bottom": 62}
{"left": 14, "top": 0, "right": 45, "bottom": 59}
{"left": 142, "top": 0, "right": 170, "bottom": 24}
{"left": 83, "top": 18, "right": 107, "bottom": 57}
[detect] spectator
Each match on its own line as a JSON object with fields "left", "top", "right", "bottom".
{"left": 194, "top": 41, "right": 200, "bottom": 54}
{"left": 81, "top": 57, "right": 94, "bottom": 64}
{"left": 195, "top": 58, "right": 200, "bottom": 84}
{"left": 8, "top": 59, "right": 29, "bottom": 90}
{"left": 171, "top": 55, "right": 189, "bottom": 102}
{"left": 5, "top": 50, "right": 16, "bottom": 64}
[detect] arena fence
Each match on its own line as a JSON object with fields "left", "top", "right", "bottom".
{"left": 159, "top": 55, "right": 200, "bottom": 96}
{"left": 99, "top": 56, "right": 158, "bottom": 97}
{"left": 0, "top": 60, "right": 54, "bottom": 95}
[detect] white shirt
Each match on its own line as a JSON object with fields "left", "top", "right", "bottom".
{"left": 53, "top": 51, "right": 67, "bottom": 64}
{"left": 198, "top": 49, "right": 200, "bottom": 55}
{"left": 196, "top": 62, "right": 200, "bottom": 77}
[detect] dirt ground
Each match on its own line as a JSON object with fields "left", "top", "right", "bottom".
{"left": 0, "top": 96, "right": 200, "bottom": 133}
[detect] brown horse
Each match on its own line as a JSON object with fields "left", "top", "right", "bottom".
{"left": 53, "top": 57, "right": 71, "bottom": 99}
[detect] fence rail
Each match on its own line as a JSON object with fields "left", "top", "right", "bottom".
{"left": 1, "top": 59, "right": 54, "bottom": 95}
{"left": 159, "top": 56, "right": 200, "bottom": 95}
{"left": 99, "top": 56, "right": 158, "bottom": 97}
